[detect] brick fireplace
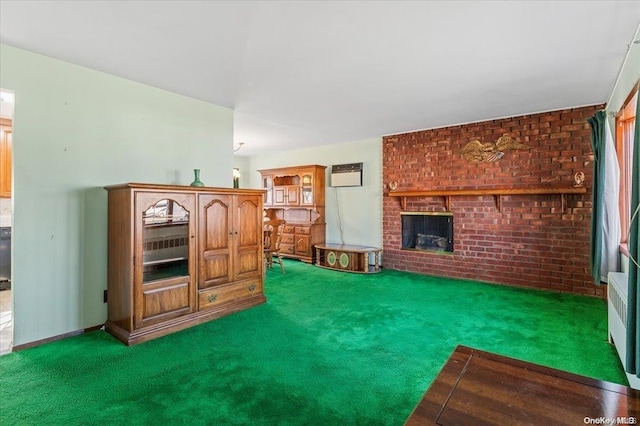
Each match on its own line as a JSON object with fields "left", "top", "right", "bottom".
{"left": 401, "top": 212, "right": 453, "bottom": 252}
{"left": 382, "top": 105, "right": 604, "bottom": 297}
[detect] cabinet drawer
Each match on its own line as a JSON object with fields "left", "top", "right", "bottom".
{"left": 281, "top": 234, "right": 294, "bottom": 244}
{"left": 199, "top": 280, "right": 263, "bottom": 310}
{"left": 295, "top": 226, "right": 310, "bottom": 235}
{"left": 280, "top": 243, "right": 295, "bottom": 255}
{"left": 283, "top": 225, "right": 296, "bottom": 234}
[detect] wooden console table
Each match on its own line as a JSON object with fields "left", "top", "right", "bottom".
{"left": 314, "top": 244, "right": 381, "bottom": 274}
{"left": 405, "top": 345, "right": 640, "bottom": 425}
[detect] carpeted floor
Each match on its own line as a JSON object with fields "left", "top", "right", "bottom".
{"left": 0, "top": 260, "right": 627, "bottom": 425}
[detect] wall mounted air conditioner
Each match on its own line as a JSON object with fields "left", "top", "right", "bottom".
{"left": 331, "top": 163, "right": 363, "bottom": 187}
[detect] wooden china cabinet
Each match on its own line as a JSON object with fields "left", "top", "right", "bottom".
{"left": 258, "top": 165, "right": 326, "bottom": 263}
{"left": 105, "top": 183, "right": 265, "bottom": 345}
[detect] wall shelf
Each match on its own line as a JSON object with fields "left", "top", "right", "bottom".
{"left": 388, "top": 187, "right": 587, "bottom": 212}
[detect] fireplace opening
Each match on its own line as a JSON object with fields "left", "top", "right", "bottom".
{"left": 401, "top": 212, "right": 453, "bottom": 252}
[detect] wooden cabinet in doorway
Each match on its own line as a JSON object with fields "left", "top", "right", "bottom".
{"left": 258, "top": 165, "right": 326, "bottom": 263}
{"left": 105, "top": 183, "right": 265, "bottom": 345}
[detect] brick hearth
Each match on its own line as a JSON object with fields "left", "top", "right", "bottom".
{"left": 382, "top": 105, "right": 604, "bottom": 297}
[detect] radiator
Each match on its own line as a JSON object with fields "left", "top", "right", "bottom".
{"left": 142, "top": 224, "right": 189, "bottom": 265}
{"left": 608, "top": 271, "right": 640, "bottom": 389}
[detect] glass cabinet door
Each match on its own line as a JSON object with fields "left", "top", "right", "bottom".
{"left": 262, "top": 175, "right": 273, "bottom": 206}
{"left": 142, "top": 199, "right": 190, "bottom": 282}
{"left": 135, "top": 192, "right": 196, "bottom": 328}
{"left": 301, "top": 174, "right": 313, "bottom": 205}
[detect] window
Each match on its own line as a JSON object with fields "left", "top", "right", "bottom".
{"left": 616, "top": 85, "right": 637, "bottom": 245}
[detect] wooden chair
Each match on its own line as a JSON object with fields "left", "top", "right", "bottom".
{"left": 263, "top": 219, "right": 286, "bottom": 274}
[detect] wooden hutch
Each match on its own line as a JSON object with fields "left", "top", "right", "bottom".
{"left": 105, "top": 183, "right": 266, "bottom": 345}
{"left": 258, "top": 165, "right": 326, "bottom": 263}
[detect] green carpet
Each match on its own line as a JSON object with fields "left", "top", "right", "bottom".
{"left": 0, "top": 261, "right": 627, "bottom": 425}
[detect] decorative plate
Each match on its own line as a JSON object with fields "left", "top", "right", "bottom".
{"left": 339, "top": 253, "right": 350, "bottom": 268}
{"left": 327, "top": 251, "right": 337, "bottom": 266}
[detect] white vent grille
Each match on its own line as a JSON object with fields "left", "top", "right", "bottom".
{"left": 609, "top": 280, "right": 627, "bottom": 326}
{"left": 607, "top": 272, "right": 640, "bottom": 389}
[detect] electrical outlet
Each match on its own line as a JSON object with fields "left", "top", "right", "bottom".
{"left": 103, "top": 290, "right": 108, "bottom": 303}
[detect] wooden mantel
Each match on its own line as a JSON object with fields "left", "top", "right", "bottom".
{"left": 388, "top": 187, "right": 587, "bottom": 212}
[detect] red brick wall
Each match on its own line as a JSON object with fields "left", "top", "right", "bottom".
{"left": 382, "top": 105, "right": 605, "bottom": 297}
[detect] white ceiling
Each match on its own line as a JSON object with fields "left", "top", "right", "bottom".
{"left": 1, "top": 1, "right": 639, "bottom": 156}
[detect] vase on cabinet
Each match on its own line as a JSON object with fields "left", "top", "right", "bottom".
{"left": 190, "top": 169, "right": 204, "bottom": 187}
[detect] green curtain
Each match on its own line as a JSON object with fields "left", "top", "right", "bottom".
{"left": 626, "top": 93, "right": 640, "bottom": 378}
{"left": 588, "top": 111, "right": 607, "bottom": 285}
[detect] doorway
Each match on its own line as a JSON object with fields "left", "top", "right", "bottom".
{"left": 0, "top": 88, "right": 14, "bottom": 355}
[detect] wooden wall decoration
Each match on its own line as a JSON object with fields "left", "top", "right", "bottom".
{"left": 461, "top": 136, "right": 530, "bottom": 162}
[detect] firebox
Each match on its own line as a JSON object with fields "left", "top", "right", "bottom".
{"left": 401, "top": 212, "right": 453, "bottom": 252}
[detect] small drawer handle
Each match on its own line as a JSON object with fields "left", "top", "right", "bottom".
{"left": 248, "top": 284, "right": 256, "bottom": 292}
{"left": 208, "top": 294, "right": 217, "bottom": 303}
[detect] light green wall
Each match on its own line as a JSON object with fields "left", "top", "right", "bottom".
{"left": 246, "top": 138, "right": 383, "bottom": 248}
{"left": 0, "top": 44, "right": 234, "bottom": 346}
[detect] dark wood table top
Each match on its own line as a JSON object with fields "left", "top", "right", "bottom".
{"left": 405, "top": 345, "right": 640, "bottom": 425}
{"left": 313, "top": 243, "right": 381, "bottom": 252}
